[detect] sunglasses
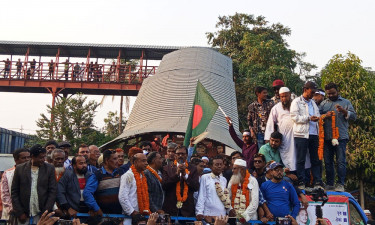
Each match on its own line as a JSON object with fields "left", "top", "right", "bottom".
{"left": 254, "top": 160, "right": 264, "bottom": 163}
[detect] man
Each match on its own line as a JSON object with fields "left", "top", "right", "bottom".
{"left": 320, "top": 82, "right": 356, "bottom": 192}
{"left": 45, "top": 140, "right": 58, "bottom": 163}
{"left": 4, "top": 58, "right": 10, "bottom": 78}
{"left": 88, "top": 145, "right": 101, "bottom": 168}
{"left": 119, "top": 153, "right": 150, "bottom": 225}
{"left": 259, "top": 132, "right": 282, "bottom": 164}
{"left": 140, "top": 141, "right": 152, "bottom": 155}
{"left": 116, "top": 148, "right": 125, "bottom": 166}
{"left": 11, "top": 144, "right": 56, "bottom": 224}
{"left": 271, "top": 79, "right": 297, "bottom": 104}
{"left": 1, "top": 148, "right": 30, "bottom": 220}
{"left": 260, "top": 162, "right": 300, "bottom": 220}
{"left": 48, "top": 60, "right": 54, "bottom": 77}
{"left": 16, "top": 59, "right": 22, "bottom": 78}
{"left": 227, "top": 117, "right": 257, "bottom": 169}
{"left": 265, "top": 87, "right": 311, "bottom": 176}
{"left": 222, "top": 151, "right": 244, "bottom": 183}
{"left": 228, "top": 159, "right": 259, "bottom": 221}
{"left": 196, "top": 155, "right": 235, "bottom": 221}
{"left": 251, "top": 153, "right": 266, "bottom": 184}
{"left": 290, "top": 81, "right": 323, "bottom": 190}
{"left": 59, "top": 141, "right": 72, "bottom": 169}
{"left": 57, "top": 155, "right": 91, "bottom": 217}
{"left": 73, "top": 62, "right": 80, "bottom": 80}
{"left": 313, "top": 89, "right": 325, "bottom": 106}
{"left": 51, "top": 149, "right": 66, "bottom": 182}
{"left": 144, "top": 152, "right": 164, "bottom": 213}
{"left": 163, "top": 142, "right": 177, "bottom": 166}
{"left": 64, "top": 59, "right": 70, "bottom": 80}
{"left": 78, "top": 144, "right": 97, "bottom": 173}
{"left": 120, "top": 147, "right": 143, "bottom": 173}
{"left": 83, "top": 150, "right": 124, "bottom": 215}
{"left": 248, "top": 86, "right": 274, "bottom": 148}
{"left": 162, "top": 146, "right": 199, "bottom": 217}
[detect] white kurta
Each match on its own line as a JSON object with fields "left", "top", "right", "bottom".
{"left": 196, "top": 173, "right": 229, "bottom": 216}
{"left": 119, "top": 170, "right": 139, "bottom": 225}
{"left": 228, "top": 175, "right": 259, "bottom": 221}
{"left": 264, "top": 103, "right": 311, "bottom": 171}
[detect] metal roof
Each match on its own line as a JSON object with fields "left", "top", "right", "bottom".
{"left": 0, "top": 40, "right": 195, "bottom": 60}
{"left": 104, "top": 47, "right": 242, "bottom": 151}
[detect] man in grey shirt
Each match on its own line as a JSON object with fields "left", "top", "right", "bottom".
{"left": 319, "top": 82, "right": 356, "bottom": 192}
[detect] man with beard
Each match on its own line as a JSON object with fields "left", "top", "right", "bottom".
{"left": 226, "top": 117, "right": 258, "bottom": 169}
{"left": 228, "top": 159, "right": 259, "bottom": 222}
{"left": 1, "top": 148, "right": 30, "bottom": 220}
{"left": 51, "top": 149, "right": 66, "bottom": 182}
{"left": 260, "top": 162, "right": 300, "bottom": 220}
{"left": 57, "top": 155, "right": 91, "bottom": 217}
{"left": 259, "top": 132, "right": 283, "bottom": 164}
{"left": 320, "top": 82, "right": 356, "bottom": 192}
{"left": 265, "top": 87, "right": 299, "bottom": 172}
{"left": 11, "top": 145, "right": 56, "bottom": 225}
{"left": 196, "top": 155, "right": 235, "bottom": 222}
{"left": 119, "top": 153, "right": 149, "bottom": 225}
{"left": 144, "top": 152, "right": 164, "bottom": 213}
{"left": 162, "top": 146, "right": 200, "bottom": 218}
{"left": 290, "top": 81, "right": 322, "bottom": 190}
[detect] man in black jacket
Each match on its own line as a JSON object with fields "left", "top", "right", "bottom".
{"left": 57, "top": 155, "right": 91, "bottom": 217}
{"left": 144, "top": 152, "right": 164, "bottom": 213}
{"left": 11, "top": 144, "right": 56, "bottom": 224}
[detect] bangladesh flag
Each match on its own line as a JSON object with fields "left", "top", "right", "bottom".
{"left": 183, "top": 81, "right": 219, "bottom": 147}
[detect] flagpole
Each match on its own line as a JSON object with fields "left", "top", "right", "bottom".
{"left": 218, "top": 106, "right": 232, "bottom": 124}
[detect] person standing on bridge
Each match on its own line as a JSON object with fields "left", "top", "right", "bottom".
{"left": 16, "top": 59, "right": 22, "bottom": 79}
{"left": 64, "top": 59, "right": 70, "bottom": 81}
{"left": 48, "top": 60, "right": 54, "bottom": 79}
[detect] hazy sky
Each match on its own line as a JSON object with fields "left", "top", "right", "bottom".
{"left": 1, "top": 0, "right": 374, "bottom": 134}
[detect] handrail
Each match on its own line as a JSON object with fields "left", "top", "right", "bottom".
{"left": 0, "top": 60, "right": 157, "bottom": 84}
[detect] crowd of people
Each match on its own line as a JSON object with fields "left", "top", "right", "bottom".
{"left": 0, "top": 79, "right": 358, "bottom": 225}
{"left": 1, "top": 58, "right": 139, "bottom": 82}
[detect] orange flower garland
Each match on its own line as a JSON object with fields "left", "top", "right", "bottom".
{"left": 331, "top": 111, "right": 339, "bottom": 140}
{"left": 174, "top": 160, "right": 189, "bottom": 208}
{"left": 131, "top": 165, "right": 150, "bottom": 214}
{"left": 146, "top": 166, "right": 162, "bottom": 182}
{"left": 318, "top": 115, "right": 326, "bottom": 160}
{"left": 231, "top": 170, "right": 250, "bottom": 208}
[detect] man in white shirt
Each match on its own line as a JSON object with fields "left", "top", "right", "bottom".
{"left": 196, "top": 155, "right": 235, "bottom": 222}
{"left": 119, "top": 153, "right": 149, "bottom": 225}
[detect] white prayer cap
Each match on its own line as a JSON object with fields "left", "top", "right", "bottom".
{"left": 201, "top": 156, "right": 209, "bottom": 162}
{"left": 279, "top": 87, "right": 290, "bottom": 94}
{"left": 234, "top": 159, "right": 247, "bottom": 167}
{"left": 315, "top": 90, "right": 325, "bottom": 96}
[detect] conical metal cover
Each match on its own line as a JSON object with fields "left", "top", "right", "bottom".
{"left": 107, "top": 47, "right": 242, "bottom": 151}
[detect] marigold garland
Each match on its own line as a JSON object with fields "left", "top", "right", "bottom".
{"left": 231, "top": 170, "right": 250, "bottom": 211}
{"left": 318, "top": 115, "right": 326, "bottom": 160}
{"left": 146, "top": 166, "right": 162, "bottom": 182}
{"left": 174, "top": 160, "right": 189, "bottom": 208}
{"left": 331, "top": 111, "right": 339, "bottom": 145}
{"left": 131, "top": 165, "right": 150, "bottom": 214}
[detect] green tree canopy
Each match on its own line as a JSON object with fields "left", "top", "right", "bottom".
{"left": 207, "top": 13, "right": 316, "bottom": 128}
{"left": 321, "top": 52, "right": 375, "bottom": 192}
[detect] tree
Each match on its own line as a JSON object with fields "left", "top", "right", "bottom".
{"left": 103, "top": 111, "right": 127, "bottom": 138}
{"left": 207, "top": 13, "right": 315, "bottom": 128}
{"left": 36, "top": 93, "right": 102, "bottom": 151}
{"left": 321, "top": 52, "right": 375, "bottom": 203}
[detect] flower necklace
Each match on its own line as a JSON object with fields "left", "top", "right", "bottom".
{"left": 318, "top": 111, "right": 340, "bottom": 160}
{"left": 131, "top": 165, "right": 150, "bottom": 214}
{"left": 231, "top": 170, "right": 251, "bottom": 216}
{"left": 174, "top": 160, "right": 189, "bottom": 209}
{"left": 211, "top": 173, "right": 231, "bottom": 209}
{"left": 146, "top": 166, "right": 162, "bottom": 182}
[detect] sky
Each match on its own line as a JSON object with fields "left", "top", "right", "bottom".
{"left": 0, "top": 0, "right": 374, "bottom": 134}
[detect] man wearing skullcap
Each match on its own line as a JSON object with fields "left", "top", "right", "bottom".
{"left": 11, "top": 144, "right": 56, "bottom": 225}
{"left": 313, "top": 88, "right": 325, "bottom": 106}
{"left": 228, "top": 159, "right": 259, "bottom": 222}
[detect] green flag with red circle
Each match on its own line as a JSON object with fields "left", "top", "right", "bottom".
{"left": 183, "top": 81, "right": 219, "bottom": 147}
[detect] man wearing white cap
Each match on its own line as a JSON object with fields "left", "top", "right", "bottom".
{"left": 313, "top": 88, "right": 325, "bottom": 106}
{"left": 228, "top": 159, "right": 259, "bottom": 222}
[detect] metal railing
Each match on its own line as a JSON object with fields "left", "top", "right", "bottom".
{"left": 0, "top": 60, "right": 157, "bottom": 84}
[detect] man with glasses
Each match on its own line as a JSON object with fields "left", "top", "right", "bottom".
{"left": 260, "top": 162, "right": 300, "bottom": 221}
{"left": 163, "top": 142, "right": 177, "bottom": 166}
{"left": 251, "top": 153, "right": 266, "bottom": 180}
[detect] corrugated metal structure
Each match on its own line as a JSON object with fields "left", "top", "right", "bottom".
{"left": 0, "top": 127, "right": 29, "bottom": 153}
{"left": 105, "top": 47, "right": 242, "bottom": 151}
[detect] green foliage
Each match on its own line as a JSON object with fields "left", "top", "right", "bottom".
{"left": 103, "top": 111, "right": 127, "bottom": 138}
{"left": 321, "top": 52, "right": 375, "bottom": 193}
{"left": 207, "top": 13, "right": 316, "bottom": 127}
{"left": 36, "top": 93, "right": 111, "bottom": 153}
